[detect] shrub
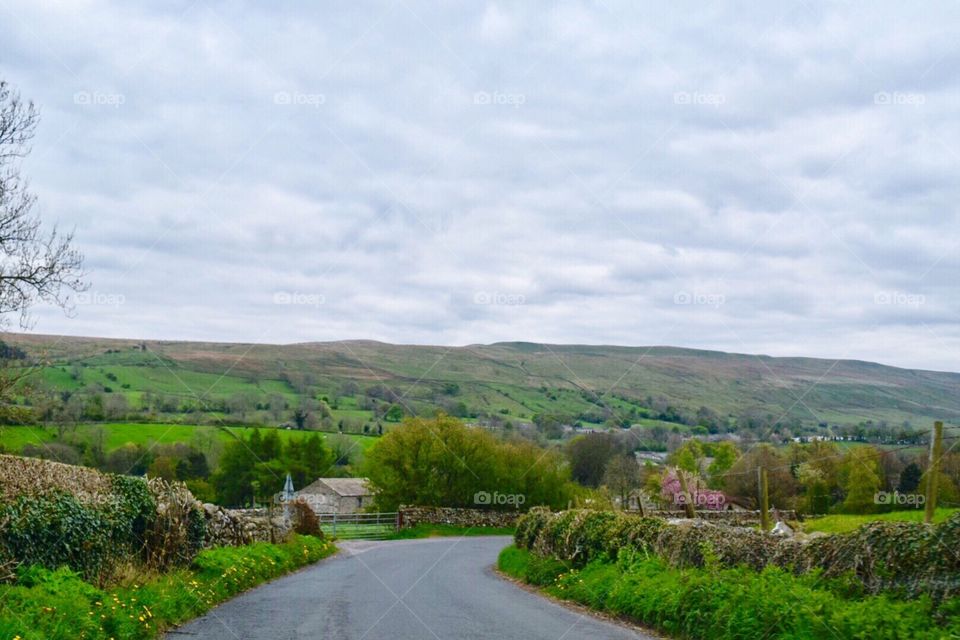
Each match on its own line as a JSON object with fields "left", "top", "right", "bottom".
{"left": 291, "top": 498, "right": 321, "bottom": 536}
{"left": 0, "top": 493, "right": 113, "bottom": 580}
{"left": 514, "top": 508, "right": 960, "bottom": 599}
{"left": 0, "top": 535, "right": 335, "bottom": 640}
{"left": 143, "top": 478, "right": 206, "bottom": 569}
{"left": 0, "top": 481, "right": 156, "bottom": 582}
{"left": 499, "top": 545, "right": 960, "bottom": 640}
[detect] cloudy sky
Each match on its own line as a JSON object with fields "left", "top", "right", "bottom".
{"left": 1, "top": 1, "right": 958, "bottom": 370}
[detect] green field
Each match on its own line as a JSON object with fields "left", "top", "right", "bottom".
{"left": 7, "top": 332, "right": 960, "bottom": 430}
{"left": 0, "top": 422, "right": 378, "bottom": 455}
{"left": 802, "top": 508, "right": 960, "bottom": 534}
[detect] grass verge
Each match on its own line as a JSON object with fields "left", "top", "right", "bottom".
{"left": 0, "top": 535, "right": 335, "bottom": 640}
{"left": 498, "top": 545, "right": 960, "bottom": 639}
{"left": 387, "top": 524, "right": 515, "bottom": 539}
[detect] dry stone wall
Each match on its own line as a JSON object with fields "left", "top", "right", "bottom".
{"left": 398, "top": 506, "right": 521, "bottom": 529}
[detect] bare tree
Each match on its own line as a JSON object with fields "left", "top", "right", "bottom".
{"left": 0, "top": 80, "right": 86, "bottom": 330}
{"left": 603, "top": 453, "right": 641, "bottom": 511}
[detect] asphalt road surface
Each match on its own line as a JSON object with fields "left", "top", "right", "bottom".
{"left": 166, "top": 536, "right": 655, "bottom": 639}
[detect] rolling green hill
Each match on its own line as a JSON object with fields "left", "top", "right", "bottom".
{"left": 2, "top": 333, "right": 958, "bottom": 431}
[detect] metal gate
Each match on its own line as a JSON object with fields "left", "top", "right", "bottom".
{"left": 317, "top": 512, "right": 399, "bottom": 540}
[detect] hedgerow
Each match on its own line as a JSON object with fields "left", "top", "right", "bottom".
{"left": 0, "top": 535, "right": 335, "bottom": 640}
{"left": 514, "top": 509, "right": 960, "bottom": 600}
{"left": 499, "top": 545, "right": 960, "bottom": 640}
{"left": 0, "top": 457, "right": 213, "bottom": 579}
{"left": 0, "top": 478, "right": 157, "bottom": 581}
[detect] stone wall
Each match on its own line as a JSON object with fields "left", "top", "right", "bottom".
{"left": 398, "top": 506, "right": 521, "bottom": 529}
{"left": 0, "top": 454, "right": 111, "bottom": 504}
{"left": 642, "top": 509, "right": 800, "bottom": 525}
{"left": 202, "top": 505, "right": 294, "bottom": 547}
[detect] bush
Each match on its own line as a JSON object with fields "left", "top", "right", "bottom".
{"left": 0, "top": 535, "right": 335, "bottom": 640}
{"left": 0, "top": 479, "right": 156, "bottom": 581}
{"left": 291, "top": 499, "right": 321, "bottom": 536}
{"left": 143, "top": 478, "right": 206, "bottom": 569}
{"left": 499, "top": 545, "right": 960, "bottom": 640}
{"left": 0, "top": 493, "right": 114, "bottom": 580}
{"left": 514, "top": 508, "right": 960, "bottom": 599}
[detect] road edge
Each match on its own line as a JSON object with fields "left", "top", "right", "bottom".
{"left": 490, "top": 565, "right": 666, "bottom": 640}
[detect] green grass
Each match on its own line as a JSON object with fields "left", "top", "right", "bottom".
{"left": 9, "top": 333, "right": 960, "bottom": 430}
{"left": 0, "top": 423, "right": 379, "bottom": 455}
{"left": 802, "top": 507, "right": 960, "bottom": 534}
{"left": 0, "top": 535, "right": 335, "bottom": 640}
{"left": 387, "top": 524, "right": 515, "bottom": 539}
{"left": 497, "top": 546, "right": 960, "bottom": 639}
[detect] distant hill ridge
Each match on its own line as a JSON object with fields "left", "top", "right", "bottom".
{"left": 4, "top": 333, "right": 959, "bottom": 427}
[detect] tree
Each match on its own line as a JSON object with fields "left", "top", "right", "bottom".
{"left": 266, "top": 393, "right": 286, "bottom": 422}
{"left": 362, "top": 414, "right": 574, "bottom": 511}
{"left": 148, "top": 456, "right": 179, "bottom": 481}
{"left": 706, "top": 442, "right": 739, "bottom": 486}
{"left": 566, "top": 432, "right": 621, "bottom": 487}
{"left": 723, "top": 444, "right": 797, "bottom": 509}
{"left": 384, "top": 403, "right": 404, "bottom": 422}
{"left": 668, "top": 439, "right": 706, "bottom": 474}
{"left": 898, "top": 462, "right": 923, "bottom": 493}
{"left": 840, "top": 446, "right": 883, "bottom": 513}
{"left": 104, "top": 392, "right": 129, "bottom": 420}
{"left": 603, "top": 454, "right": 640, "bottom": 509}
{"left": 0, "top": 80, "right": 86, "bottom": 334}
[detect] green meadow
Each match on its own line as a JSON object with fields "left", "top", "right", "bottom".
{"left": 0, "top": 422, "right": 378, "bottom": 455}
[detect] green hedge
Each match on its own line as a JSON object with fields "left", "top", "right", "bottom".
{"left": 0, "top": 535, "right": 335, "bottom": 640}
{"left": 0, "top": 476, "right": 157, "bottom": 580}
{"left": 515, "top": 508, "right": 960, "bottom": 600}
{"left": 499, "top": 545, "right": 960, "bottom": 640}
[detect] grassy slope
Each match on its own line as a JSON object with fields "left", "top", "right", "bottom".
{"left": 0, "top": 423, "right": 378, "bottom": 455}
{"left": 6, "top": 333, "right": 960, "bottom": 427}
{"left": 802, "top": 508, "right": 960, "bottom": 534}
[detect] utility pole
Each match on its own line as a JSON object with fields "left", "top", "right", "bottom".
{"left": 676, "top": 470, "right": 696, "bottom": 518}
{"left": 924, "top": 421, "right": 944, "bottom": 524}
{"left": 759, "top": 467, "right": 770, "bottom": 531}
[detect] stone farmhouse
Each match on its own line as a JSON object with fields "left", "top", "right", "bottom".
{"left": 296, "top": 477, "right": 373, "bottom": 514}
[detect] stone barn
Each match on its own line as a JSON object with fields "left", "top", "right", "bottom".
{"left": 296, "top": 477, "right": 373, "bottom": 514}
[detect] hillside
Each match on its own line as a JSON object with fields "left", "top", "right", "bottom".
{"left": 3, "top": 333, "right": 958, "bottom": 430}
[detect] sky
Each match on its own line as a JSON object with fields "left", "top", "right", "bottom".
{"left": 1, "top": 1, "right": 958, "bottom": 371}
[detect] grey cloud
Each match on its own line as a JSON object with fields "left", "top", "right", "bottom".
{"left": 3, "top": 0, "right": 960, "bottom": 370}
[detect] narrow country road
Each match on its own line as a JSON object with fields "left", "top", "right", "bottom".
{"left": 166, "top": 536, "right": 655, "bottom": 639}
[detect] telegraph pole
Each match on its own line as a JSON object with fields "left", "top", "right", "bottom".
{"left": 759, "top": 467, "right": 770, "bottom": 531}
{"left": 924, "top": 421, "right": 944, "bottom": 524}
{"left": 677, "top": 470, "right": 696, "bottom": 518}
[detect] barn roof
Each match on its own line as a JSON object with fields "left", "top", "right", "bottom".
{"left": 299, "top": 477, "right": 371, "bottom": 497}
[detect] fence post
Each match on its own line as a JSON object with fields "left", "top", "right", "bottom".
{"left": 925, "top": 421, "right": 944, "bottom": 524}
{"left": 332, "top": 512, "right": 337, "bottom": 538}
